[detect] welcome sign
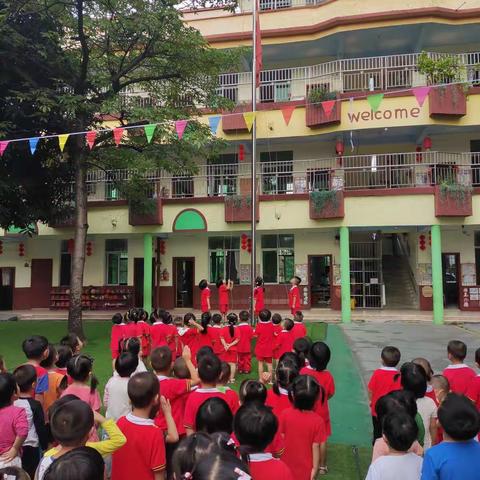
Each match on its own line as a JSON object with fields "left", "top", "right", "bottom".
{"left": 348, "top": 107, "right": 421, "bottom": 124}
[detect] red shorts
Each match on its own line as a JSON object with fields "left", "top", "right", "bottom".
{"left": 220, "top": 304, "right": 229, "bottom": 314}
{"left": 221, "top": 351, "right": 238, "bottom": 363}
{"left": 257, "top": 356, "right": 272, "bottom": 363}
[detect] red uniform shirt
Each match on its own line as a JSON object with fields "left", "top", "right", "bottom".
{"left": 272, "top": 324, "right": 283, "bottom": 359}
{"left": 218, "top": 284, "right": 229, "bottom": 313}
{"left": 254, "top": 321, "right": 275, "bottom": 358}
{"left": 266, "top": 388, "right": 291, "bottom": 419}
{"left": 110, "top": 324, "right": 126, "bottom": 359}
{"left": 201, "top": 287, "right": 211, "bottom": 313}
{"left": 443, "top": 364, "right": 477, "bottom": 395}
{"left": 181, "top": 328, "right": 201, "bottom": 359}
{"left": 150, "top": 322, "right": 171, "bottom": 349}
{"left": 248, "top": 454, "right": 294, "bottom": 480}
{"left": 218, "top": 386, "right": 240, "bottom": 414}
{"left": 288, "top": 285, "right": 301, "bottom": 312}
{"left": 208, "top": 325, "right": 225, "bottom": 356}
{"left": 166, "top": 325, "right": 178, "bottom": 355}
{"left": 112, "top": 414, "right": 166, "bottom": 480}
{"left": 368, "top": 367, "right": 402, "bottom": 416}
{"left": 237, "top": 323, "right": 254, "bottom": 353}
{"left": 221, "top": 326, "right": 240, "bottom": 353}
{"left": 300, "top": 366, "right": 335, "bottom": 436}
{"left": 280, "top": 408, "right": 327, "bottom": 480}
{"left": 254, "top": 286, "right": 265, "bottom": 314}
{"left": 292, "top": 322, "right": 307, "bottom": 340}
{"left": 467, "top": 374, "right": 480, "bottom": 410}
{"left": 123, "top": 322, "right": 139, "bottom": 339}
{"left": 137, "top": 321, "right": 151, "bottom": 357}
{"left": 276, "top": 330, "right": 295, "bottom": 358}
{"left": 231, "top": 430, "right": 284, "bottom": 457}
{"left": 197, "top": 331, "right": 213, "bottom": 350}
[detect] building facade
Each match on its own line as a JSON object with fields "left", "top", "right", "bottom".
{"left": 3, "top": 0, "right": 480, "bottom": 323}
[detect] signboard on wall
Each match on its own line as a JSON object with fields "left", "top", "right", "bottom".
{"left": 239, "top": 264, "right": 260, "bottom": 284}
{"left": 417, "top": 263, "right": 432, "bottom": 286}
{"left": 462, "top": 264, "right": 476, "bottom": 286}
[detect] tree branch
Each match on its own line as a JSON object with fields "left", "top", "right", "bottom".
{"left": 75, "top": 0, "right": 89, "bottom": 94}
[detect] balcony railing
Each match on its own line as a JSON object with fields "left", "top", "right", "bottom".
{"left": 85, "top": 151, "right": 480, "bottom": 202}
{"left": 238, "top": 0, "right": 328, "bottom": 12}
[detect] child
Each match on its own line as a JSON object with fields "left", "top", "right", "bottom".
{"left": 216, "top": 277, "right": 233, "bottom": 319}
{"left": 366, "top": 412, "right": 422, "bottom": 480}
{"left": 40, "top": 344, "right": 67, "bottom": 413}
{"left": 123, "top": 308, "right": 140, "bottom": 340}
{"left": 209, "top": 313, "right": 225, "bottom": 359}
{"left": 0, "top": 466, "right": 30, "bottom": 480}
{"left": 137, "top": 309, "right": 152, "bottom": 359}
{"left": 292, "top": 311, "right": 307, "bottom": 341}
{"left": 421, "top": 393, "right": 480, "bottom": 480}
{"left": 443, "top": 340, "right": 476, "bottom": 395}
{"left": 119, "top": 337, "right": 148, "bottom": 374}
{"left": 288, "top": 276, "right": 302, "bottom": 316}
{"left": 199, "top": 279, "right": 211, "bottom": 313}
{"left": 368, "top": 346, "right": 402, "bottom": 440}
{"left": 266, "top": 361, "right": 299, "bottom": 418}
{"left": 180, "top": 313, "right": 204, "bottom": 364}
{"left": 237, "top": 311, "right": 254, "bottom": 375}
{"left": 276, "top": 318, "right": 295, "bottom": 359}
{"left": 234, "top": 403, "right": 294, "bottom": 480}
{"left": 198, "top": 312, "right": 213, "bottom": 351}
{"left": 112, "top": 372, "right": 172, "bottom": 480}
{"left": 254, "top": 309, "right": 275, "bottom": 382}
{"left": 0, "top": 373, "right": 28, "bottom": 469}
{"left": 217, "top": 362, "right": 240, "bottom": 413}
{"left": 413, "top": 357, "right": 436, "bottom": 403}
{"left": 301, "top": 341, "right": 335, "bottom": 438}
{"left": 467, "top": 347, "right": 480, "bottom": 410}
{"left": 43, "top": 446, "right": 105, "bottom": 480}
{"left": 54, "top": 344, "right": 72, "bottom": 377}
{"left": 12, "top": 365, "right": 48, "bottom": 478}
{"left": 60, "top": 334, "right": 84, "bottom": 355}
{"left": 221, "top": 314, "right": 240, "bottom": 383}
{"left": 254, "top": 276, "right": 265, "bottom": 318}
{"left": 293, "top": 337, "right": 312, "bottom": 369}
{"left": 195, "top": 397, "right": 233, "bottom": 435}
{"left": 431, "top": 374, "right": 450, "bottom": 405}
{"left": 21, "top": 335, "right": 50, "bottom": 404}
{"left": 104, "top": 352, "right": 139, "bottom": 420}
{"left": 110, "top": 313, "right": 125, "bottom": 361}
{"left": 151, "top": 310, "right": 177, "bottom": 354}
{"left": 272, "top": 313, "right": 283, "bottom": 367}
{"left": 280, "top": 375, "right": 327, "bottom": 479}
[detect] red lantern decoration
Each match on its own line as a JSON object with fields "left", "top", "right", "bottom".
{"left": 238, "top": 144, "right": 245, "bottom": 162}
{"left": 86, "top": 241, "right": 93, "bottom": 257}
{"left": 241, "top": 234, "right": 248, "bottom": 251}
{"left": 18, "top": 242, "right": 25, "bottom": 257}
{"left": 419, "top": 234, "right": 426, "bottom": 251}
{"left": 429, "top": 233, "right": 431, "bottom": 246}
{"left": 247, "top": 238, "right": 252, "bottom": 254}
{"left": 335, "top": 139, "right": 344, "bottom": 156}
{"left": 0, "top": 241, "right": 3, "bottom": 255}
{"left": 422, "top": 136, "right": 432, "bottom": 151}
{"left": 67, "top": 239, "right": 75, "bottom": 255}
{"left": 415, "top": 146, "right": 423, "bottom": 163}
{"left": 159, "top": 240, "right": 166, "bottom": 255}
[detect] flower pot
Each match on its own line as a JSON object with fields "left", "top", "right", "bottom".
{"left": 306, "top": 101, "right": 341, "bottom": 128}
{"left": 434, "top": 185, "right": 472, "bottom": 217}
{"left": 129, "top": 198, "right": 163, "bottom": 226}
{"left": 225, "top": 196, "right": 259, "bottom": 223}
{"left": 429, "top": 84, "right": 466, "bottom": 117}
{"left": 309, "top": 190, "right": 344, "bottom": 219}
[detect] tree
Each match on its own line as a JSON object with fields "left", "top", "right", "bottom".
{"left": 3, "top": 0, "right": 238, "bottom": 338}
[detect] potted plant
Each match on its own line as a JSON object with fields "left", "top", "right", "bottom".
{"left": 417, "top": 52, "right": 467, "bottom": 117}
{"left": 309, "top": 189, "right": 344, "bottom": 219}
{"left": 306, "top": 87, "right": 341, "bottom": 128}
{"left": 129, "top": 197, "right": 163, "bottom": 226}
{"left": 434, "top": 178, "right": 472, "bottom": 217}
{"left": 225, "top": 194, "right": 259, "bottom": 222}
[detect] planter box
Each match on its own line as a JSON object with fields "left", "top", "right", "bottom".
{"left": 309, "top": 190, "right": 344, "bottom": 219}
{"left": 434, "top": 185, "right": 472, "bottom": 217}
{"left": 129, "top": 198, "right": 163, "bottom": 226}
{"left": 429, "top": 84, "right": 466, "bottom": 117}
{"left": 225, "top": 196, "right": 259, "bottom": 223}
{"left": 306, "top": 100, "right": 341, "bottom": 128}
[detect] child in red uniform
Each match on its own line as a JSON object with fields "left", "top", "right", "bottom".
{"left": 217, "top": 362, "right": 240, "bottom": 414}
{"left": 110, "top": 313, "right": 126, "bottom": 362}
{"left": 221, "top": 314, "right": 240, "bottom": 383}
{"left": 234, "top": 403, "right": 294, "bottom": 480}
{"left": 266, "top": 361, "right": 299, "bottom": 419}
{"left": 368, "top": 346, "right": 402, "bottom": 440}
{"left": 272, "top": 314, "right": 283, "bottom": 368}
{"left": 180, "top": 313, "right": 204, "bottom": 364}
{"left": 216, "top": 278, "right": 233, "bottom": 320}
{"left": 254, "top": 276, "right": 265, "bottom": 318}
{"left": 288, "top": 276, "right": 302, "bottom": 316}
{"left": 237, "top": 310, "right": 254, "bottom": 374}
{"left": 199, "top": 279, "right": 211, "bottom": 313}
{"left": 280, "top": 375, "right": 327, "bottom": 479}
{"left": 292, "top": 311, "right": 307, "bottom": 341}
{"left": 254, "top": 309, "right": 275, "bottom": 382}
{"left": 137, "top": 309, "right": 152, "bottom": 359}
{"left": 112, "top": 372, "right": 170, "bottom": 480}
{"left": 301, "top": 342, "right": 335, "bottom": 438}
{"left": 467, "top": 348, "right": 480, "bottom": 410}
{"left": 123, "top": 308, "right": 140, "bottom": 341}
{"left": 21, "top": 336, "right": 50, "bottom": 406}
{"left": 197, "top": 313, "right": 213, "bottom": 352}
{"left": 150, "top": 310, "right": 173, "bottom": 350}
{"left": 276, "top": 318, "right": 295, "bottom": 359}
{"left": 208, "top": 314, "right": 224, "bottom": 358}
{"left": 442, "top": 340, "right": 476, "bottom": 395}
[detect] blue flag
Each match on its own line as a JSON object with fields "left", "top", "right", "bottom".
{"left": 29, "top": 137, "right": 40, "bottom": 155}
{"left": 208, "top": 116, "right": 221, "bottom": 135}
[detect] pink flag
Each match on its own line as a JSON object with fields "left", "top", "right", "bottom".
{"left": 412, "top": 86, "right": 431, "bottom": 107}
{"left": 0, "top": 141, "right": 9, "bottom": 157}
{"left": 86, "top": 131, "right": 97, "bottom": 150}
{"left": 175, "top": 120, "right": 188, "bottom": 139}
{"left": 321, "top": 100, "right": 336, "bottom": 118}
{"left": 281, "top": 105, "right": 296, "bottom": 126}
{"left": 113, "top": 127, "right": 124, "bottom": 146}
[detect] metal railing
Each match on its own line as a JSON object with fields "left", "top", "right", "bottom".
{"left": 85, "top": 151, "right": 480, "bottom": 202}
{"left": 239, "top": 0, "right": 328, "bottom": 11}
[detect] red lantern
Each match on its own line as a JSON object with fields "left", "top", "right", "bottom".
{"left": 422, "top": 136, "right": 432, "bottom": 151}
{"left": 18, "top": 242, "right": 25, "bottom": 257}
{"left": 429, "top": 233, "right": 431, "bottom": 246}
{"left": 335, "top": 139, "right": 344, "bottom": 156}
{"left": 238, "top": 144, "right": 245, "bottom": 162}
{"left": 159, "top": 240, "right": 166, "bottom": 255}
{"left": 0, "top": 241, "right": 3, "bottom": 255}
{"left": 67, "top": 239, "right": 75, "bottom": 255}
{"left": 415, "top": 146, "right": 423, "bottom": 163}
{"left": 241, "top": 234, "right": 248, "bottom": 251}
{"left": 247, "top": 238, "right": 252, "bottom": 254}
{"left": 86, "top": 241, "right": 93, "bottom": 257}
{"left": 419, "top": 234, "right": 426, "bottom": 251}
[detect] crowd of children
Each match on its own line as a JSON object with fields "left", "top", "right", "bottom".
{"left": 0, "top": 298, "right": 479, "bottom": 479}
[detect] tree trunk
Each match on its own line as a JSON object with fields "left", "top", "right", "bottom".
{"left": 68, "top": 137, "right": 88, "bottom": 339}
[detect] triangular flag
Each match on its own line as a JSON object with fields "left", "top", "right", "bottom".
{"left": 0, "top": 141, "right": 9, "bottom": 157}
{"left": 321, "top": 100, "right": 336, "bottom": 118}
{"left": 208, "top": 116, "right": 221, "bottom": 135}
{"left": 175, "top": 120, "right": 188, "bottom": 139}
{"left": 281, "top": 105, "right": 296, "bottom": 126}
{"left": 144, "top": 124, "right": 156, "bottom": 144}
{"left": 113, "top": 127, "right": 124, "bottom": 146}
{"left": 412, "top": 86, "right": 431, "bottom": 107}
{"left": 86, "top": 131, "right": 96, "bottom": 150}
{"left": 29, "top": 137, "right": 40, "bottom": 155}
{"left": 243, "top": 112, "right": 256, "bottom": 132}
{"left": 367, "top": 93, "right": 384, "bottom": 112}
{"left": 58, "top": 134, "right": 69, "bottom": 152}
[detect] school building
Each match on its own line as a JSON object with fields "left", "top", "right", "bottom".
{"left": 2, "top": 0, "right": 480, "bottom": 323}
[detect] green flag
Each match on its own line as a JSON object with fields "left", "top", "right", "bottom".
{"left": 144, "top": 124, "right": 157, "bottom": 143}
{"left": 367, "top": 93, "right": 384, "bottom": 112}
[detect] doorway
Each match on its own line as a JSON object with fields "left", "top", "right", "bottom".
{"left": 442, "top": 253, "right": 460, "bottom": 307}
{"left": 173, "top": 258, "right": 195, "bottom": 308}
{"left": 133, "top": 258, "right": 155, "bottom": 308}
{"left": 308, "top": 255, "right": 332, "bottom": 308}
{"left": 31, "top": 259, "right": 53, "bottom": 308}
{"left": 0, "top": 268, "right": 15, "bottom": 310}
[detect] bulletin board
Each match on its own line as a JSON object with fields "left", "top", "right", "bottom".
{"left": 417, "top": 263, "right": 432, "bottom": 286}
{"left": 461, "top": 263, "right": 476, "bottom": 286}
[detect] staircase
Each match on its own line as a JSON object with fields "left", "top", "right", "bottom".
{"left": 382, "top": 255, "right": 419, "bottom": 309}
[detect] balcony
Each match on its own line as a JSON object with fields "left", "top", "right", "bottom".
{"left": 239, "top": 0, "right": 328, "bottom": 12}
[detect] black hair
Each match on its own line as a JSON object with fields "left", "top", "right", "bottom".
{"left": 255, "top": 276, "right": 265, "bottom": 290}
{"left": 292, "top": 276, "right": 301, "bottom": 285}
{"left": 438, "top": 393, "right": 480, "bottom": 441}
{"left": 120, "top": 337, "right": 141, "bottom": 356}
{"left": 400, "top": 362, "right": 427, "bottom": 399}
{"left": 192, "top": 452, "right": 250, "bottom": 480}
{"left": 13, "top": 364, "right": 37, "bottom": 393}
{"left": 219, "top": 362, "right": 231, "bottom": 385}
{"left": 198, "top": 354, "right": 222, "bottom": 384}
{"left": 215, "top": 277, "right": 225, "bottom": 289}
{"left": 412, "top": 357, "right": 434, "bottom": 381}
{"left": 308, "top": 341, "right": 331, "bottom": 372}
{"left": 239, "top": 311, "right": 250, "bottom": 323}
{"left": 173, "top": 358, "right": 191, "bottom": 379}
{"left": 381, "top": 346, "right": 401, "bottom": 367}
{"left": 196, "top": 397, "right": 233, "bottom": 434}
{"left": 226, "top": 312, "right": 238, "bottom": 338}
{"left": 151, "top": 346, "right": 172, "bottom": 373}
{"left": 239, "top": 380, "right": 267, "bottom": 405}
{"left": 67, "top": 355, "right": 98, "bottom": 393}
{"left": 293, "top": 337, "right": 312, "bottom": 368}
{"left": 22, "top": 335, "right": 49, "bottom": 360}
{"left": 138, "top": 309, "right": 148, "bottom": 321}
{"left": 127, "top": 308, "right": 140, "bottom": 323}
{"left": 200, "top": 312, "right": 211, "bottom": 335}
{"left": 382, "top": 412, "right": 418, "bottom": 452}
{"left": 112, "top": 313, "right": 123, "bottom": 325}
{"left": 0, "top": 373, "right": 17, "bottom": 408}
{"left": 47, "top": 395, "right": 80, "bottom": 422}
{"left": 273, "top": 361, "right": 299, "bottom": 395}
{"left": 278, "top": 352, "right": 302, "bottom": 370}
{"left": 196, "top": 346, "right": 214, "bottom": 365}
{"left": 41, "top": 343, "right": 58, "bottom": 369}
{"left": 272, "top": 313, "right": 282, "bottom": 325}
{"left": 184, "top": 312, "right": 196, "bottom": 327}
{"left": 60, "top": 334, "right": 82, "bottom": 353}
{"left": 283, "top": 318, "right": 294, "bottom": 331}
{"left": 172, "top": 433, "right": 217, "bottom": 480}
{"left": 149, "top": 311, "right": 159, "bottom": 325}
{"left": 258, "top": 309, "right": 271, "bottom": 323}
{"left": 447, "top": 340, "right": 468, "bottom": 361}
{"left": 128, "top": 372, "right": 159, "bottom": 409}
{"left": 210, "top": 431, "right": 237, "bottom": 455}
{"left": 294, "top": 311, "right": 304, "bottom": 322}
{"left": 289, "top": 375, "right": 323, "bottom": 411}
{"left": 115, "top": 352, "right": 139, "bottom": 378}
{"left": 475, "top": 347, "right": 480, "bottom": 365}
{"left": 56, "top": 344, "right": 73, "bottom": 369}
{"left": 43, "top": 446, "right": 104, "bottom": 480}
{"left": 212, "top": 314, "right": 223, "bottom": 325}
{"left": 375, "top": 390, "right": 418, "bottom": 422}
{"left": 0, "top": 467, "right": 30, "bottom": 480}
{"left": 50, "top": 399, "right": 94, "bottom": 446}
{"left": 158, "top": 309, "right": 173, "bottom": 325}
{"left": 199, "top": 279, "right": 208, "bottom": 290}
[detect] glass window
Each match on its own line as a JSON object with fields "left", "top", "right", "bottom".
{"left": 208, "top": 236, "right": 240, "bottom": 284}
{"left": 106, "top": 239, "right": 128, "bottom": 285}
{"left": 208, "top": 154, "right": 239, "bottom": 197}
{"left": 260, "top": 151, "right": 293, "bottom": 195}
{"left": 261, "top": 234, "right": 294, "bottom": 283}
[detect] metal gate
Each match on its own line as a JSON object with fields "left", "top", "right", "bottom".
{"left": 350, "top": 241, "right": 384, "bottom": 309}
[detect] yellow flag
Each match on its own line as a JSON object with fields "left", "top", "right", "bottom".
{"left": 243, "top": 112, "right": 256, "bottom": 132}
{"left": 58, "top": 134, "right": 70, "bottom": 152}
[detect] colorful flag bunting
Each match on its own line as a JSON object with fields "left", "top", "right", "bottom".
{"left": 113, "top": 127, "right": 124, "bottom": 146}
{"left": 0, "top": 141, "right": 9, "bottom": 157}
{"left": 367, "top": 93, "right": 384, "bottom": 112}
{"left": 29, "top": 137, "right": 40, "bottom": 155}
{"left": 321, "top": 100, "right": 336, "bottom": 118}
{"left": 208, "top": 116, "right": 221, "bottom": 135}
{"left": 280, "top": 105, "right": 296, "bottom": 126}
{"left": 175, "top": 120, "right": 188, "bottom": 139}
{"left": 58, "top": 134, "right": 69, "bottom": 152}
{"left": 243, "top": 112, "right": 256, "bottom": 132}
{"left": 412, "top": 86, "right": 431, "bottom": 107}
{"left": 86, "top": 131, "right": 97, "bottom": 150}
{"left": 144, "top": 124, "right": 156, "bottom": 144}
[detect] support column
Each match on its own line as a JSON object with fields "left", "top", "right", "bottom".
{"left": 340, "top": 226, "right": 351, "bottom": 323}
{"left": 431, "top": 225, "right": 444, "bottom": 325}
{"left": 143, "top": 233, "right": 153, "bottom": 313}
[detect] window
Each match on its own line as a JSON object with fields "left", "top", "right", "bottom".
{"left": 208, "top": 236, "right": 240, "bottom": 284}
{"left": 60, "top": 240, "right": 72, "bottom": 287}
{"left": 475, "top": 232, "right": 480, "bottom": 284}
{"left": 172, "top": 175, "right": 194, "bottom": 198}
{"left": 106, "top": 239, "right": 128, "bottom": 285}
{"left": 262, "top": 234, "right": 294, "bottom": 283}
{"left": 208, "top": 154, "right": 238, "bottom": 197}
{"left": 260, "top": 151, "right": 293, "bottom": 194}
